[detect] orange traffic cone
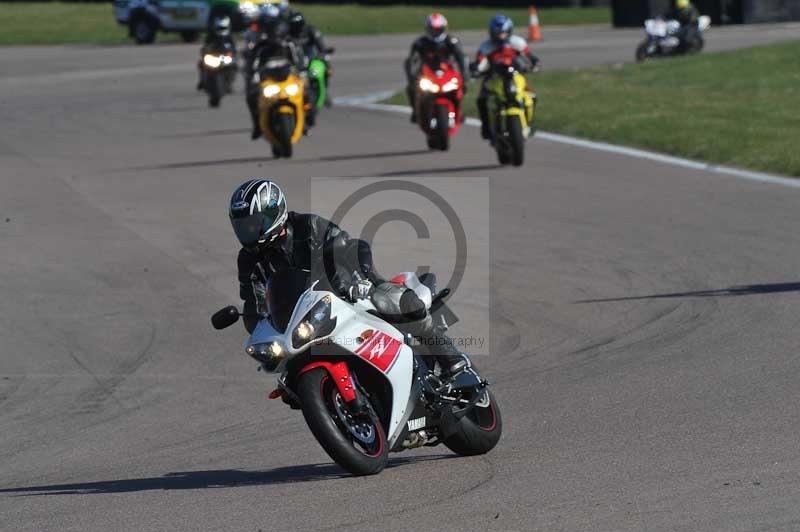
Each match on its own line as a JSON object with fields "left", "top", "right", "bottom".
{"left": 528, "top": 6, "right": 542, "bottom": 42}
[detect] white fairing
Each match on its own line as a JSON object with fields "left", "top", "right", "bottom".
{"left": 645, "top": 18, "right": 667, "bottom": 37}
{"left": 246, "top": 287, "right": 415, "bottom": 447}
{"left": 646, "top": 17, "right": 709, "bottom": 38}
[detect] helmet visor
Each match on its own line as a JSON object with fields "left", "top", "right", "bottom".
{"left": 428, "top": 26, "right": 445, "bottom": 39}
{"left": 231, "top": 215, "right": 267, "bottom": 247}
{"left": 231, "top": 208, "right": 281, "bottom": 247}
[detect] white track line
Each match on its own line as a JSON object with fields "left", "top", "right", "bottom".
{"left": 336, "top": 95, "right": 800, "bottom": 189}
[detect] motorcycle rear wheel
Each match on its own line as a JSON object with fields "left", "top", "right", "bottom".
{"left": 443, "top": 388, "right": 503, "bottom": 456}
{"left": 298, "top": 368, "right": 388, "bottom": 476}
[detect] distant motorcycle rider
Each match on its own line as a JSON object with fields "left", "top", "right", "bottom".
{"left": 404, "top": 13, "right": 467, "bottom": 124}
{"left": 667, "top": 0, "right": 700, "bottom": 51}
{"left": 197, "top": 15, "right": 236, "bottom": 91}
{"left": 288, "top": 11, "right": 332, "bottom": 65}
{"left": 471, "top": 15, "right": 540, "bottom": 140}
{"left": 229, "top": 179, "right": 469, "bottom": 379}
{"left": 244, "top": 6, "right": 300, "bottom": 140}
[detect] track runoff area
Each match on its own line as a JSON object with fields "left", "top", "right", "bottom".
{"left": 1, "top": 14, "right": 800, "bottom": 532}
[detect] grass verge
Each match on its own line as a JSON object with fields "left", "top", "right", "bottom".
{"left": 0, "top": 2, "right": 608, "bottom": 45}
{"left": 300, "top": 4, "right": 610, "bottom": 35}
{"left": 385, "top": 40, "right": 800, "bottom": 177}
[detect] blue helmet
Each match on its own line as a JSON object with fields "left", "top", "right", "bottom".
{"left": 489, "top": 15, "right": 513, "bottom": 44}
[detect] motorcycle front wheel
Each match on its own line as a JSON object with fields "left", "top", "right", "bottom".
{"left": 207, "top": 72, "right": 222, "bottom": 108}
{"left": 507, "top": 115, "right": 525, "bottom": 167}
{"left": 273, "top": 113, "right": 294, "bottom": 158}
{"left": 433, "top": 104, "right": 450, "bottom": 151}
{"left": 297, "top": 368, "right": 388, "bottom": 476}
{"left": 689, "top": 35, "right": 705, "bottom": 53}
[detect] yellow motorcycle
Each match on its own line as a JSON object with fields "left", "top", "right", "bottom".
{"left": 257, "top": 60, "right": 305, "bottom": 159}
{"left": 485, "top": 63, "right": 536, "bottom": 167}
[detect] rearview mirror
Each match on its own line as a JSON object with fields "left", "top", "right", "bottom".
{"left": 211, "top": 306, "right": 240, "bottom": 330}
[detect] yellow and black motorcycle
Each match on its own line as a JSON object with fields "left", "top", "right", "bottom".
{"left": 485, "top": 63, "right": 536, "bottom": 167}
{"left": 256, "top": 59, "right": 305, "bottom": 159}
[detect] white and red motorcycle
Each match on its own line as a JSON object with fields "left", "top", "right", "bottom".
{"left": 212, "top": 268, "right": 501, "bottom": 476}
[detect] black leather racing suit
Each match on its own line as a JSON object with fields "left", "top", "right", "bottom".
{"left": 404, "top": 34, "right": 467, "bottom": 119}
{"left": 668, "top": 5, "right": 700, "bottom": 51}
{"left": 237, "top": 212, "right": 464, "bottom": 369}
{"left": 290, "top": 24, "right": 333, "bottom": 101}
{"left": 291, "top": 24, "right": 330, "bottom": 64}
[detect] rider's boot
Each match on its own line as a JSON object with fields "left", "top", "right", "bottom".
{"left": 249, "top": 108, "right": 261, "bottom": 140}
{"left": 477, "top": 96, "right": 491, "bottom": 140}
{"left": 407, "top": 86, "right": 418, "bottom": 123}
{"left": 412, "top": 314, "right": 468, "bottom": 379}
{"left": 251, "top": 121, "right": 261, "bottom": 140}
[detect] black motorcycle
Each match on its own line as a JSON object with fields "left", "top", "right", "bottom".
{"left": 199, "top": 41, "right": 238, "bottom": 107}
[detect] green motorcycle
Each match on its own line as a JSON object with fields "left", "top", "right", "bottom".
{"left": 303, "top": 49, "right": 333, "bottom": 128}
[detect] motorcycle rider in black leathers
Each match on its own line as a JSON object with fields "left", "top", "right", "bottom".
{"left": 667, "top": 0, "right": 700, "bottom": 52}
{"left": 244, "top": 7, "right": 300, "bottom": 140}
{"left": 404, "top": 13, "right": 467, "bottom": 124}
{"left": 230, "top": 179, "right": 469, "bottom": 380}
{"left": 288, "top": 10, "right": 334, "bottom": 106}
{"left": 197, "top": 15, "right": 237, "bottom": 91}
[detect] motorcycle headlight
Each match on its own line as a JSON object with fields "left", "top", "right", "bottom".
{"left": 262, "top": 84, "right": 281, "bottom": 98}
{"left": 285, "top": 83, "right": 299, "bottom": 96}
{"left": 292, "top": 295, "right": 337, "bottom": 348}
{"left": 442, "top": 78, "right": 459, "bottom": 93}
{"left": 246, "top": 341, "right": 286, "bottom": 371}
{"left": 203, "top": 54, "right": 222, "bottom": 68}
{"left": 222, "top": 54, "right": 234, "bottom": 65}
{"left": 418, "top": 77, "right": 439, "bottom": 93}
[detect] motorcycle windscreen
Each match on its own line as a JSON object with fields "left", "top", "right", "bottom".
{"left": 258, "top": 59, "right": 291, "bottom": 82}
{"left": 267, "top": 268, "right": 309, "bottom": 333}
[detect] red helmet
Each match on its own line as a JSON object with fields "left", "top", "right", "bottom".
{"left": 425, "top": 13, "right": 448, "bottom": 42}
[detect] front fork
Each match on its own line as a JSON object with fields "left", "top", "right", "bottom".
{"left": 298, "top": 361, "right": 367, "bottom": 411}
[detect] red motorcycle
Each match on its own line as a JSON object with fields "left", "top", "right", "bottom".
{"left": 414, "top": 61, "right": 464, "bottom": 151}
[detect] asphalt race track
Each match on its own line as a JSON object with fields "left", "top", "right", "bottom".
{"left": 2, "top": 23, "right": 800, "bottom": 532}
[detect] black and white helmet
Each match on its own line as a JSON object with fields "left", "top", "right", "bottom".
{"left": 229, "top": 180, "right": 288, "bottom": 248}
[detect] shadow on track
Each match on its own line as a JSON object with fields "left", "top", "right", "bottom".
{"left": 117, "top": 156, "right": 269, "bottom": 171}
{"left": 146, "top": 105, "right": 209, "bottom": 113}
{"left": 115, "top": 149, "right": 434, "bottom": 172}
{"left": 575, "top": 282, "right": 800, "bottom": 304}
{"left": 314, "top": 149, "right": 430, "bottom": 163}
{"left": 0, "top": 455, "right": 456, "bottom": 496}
{"left": 158, "top": 128, "right": 251, "bottom": 139}
{"left": 375, "top": 163, "right": 502, "bottom": 177}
